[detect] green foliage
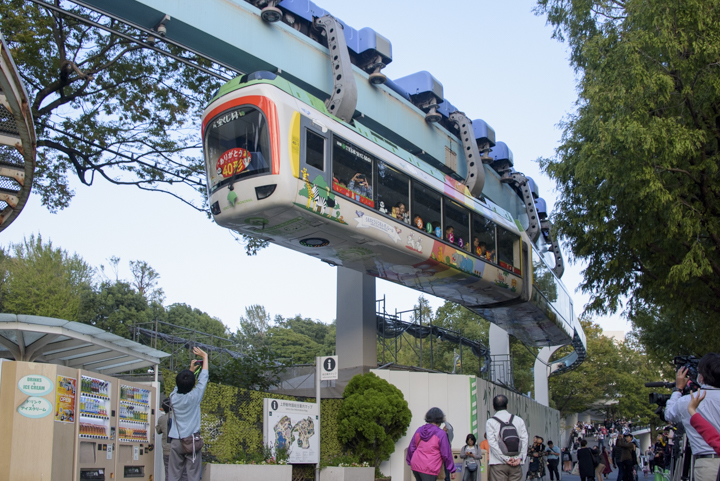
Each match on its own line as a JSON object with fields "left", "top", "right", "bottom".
{"left": 549, "top": 319, "right": 619, "bottom": 416}
{"left": 210, "top": 346, "right": 293, "bottom": 391}
{"left": 337, "top": 372, "right": 411, "bottom": 469}
{"left": 163, "top": 369, "right": 343, "bottom": 464}
{"left": 165, "top": 303, "right": 228, "bottom": 338}
{"left": 510, "top": 337, "right": 538, "bottom": 396}
{"left": 0, "top": 235, "right": 94, "bottom": 319}
{"left": 78, "top": 280, "right": 152, "bottom": 338}
{"left": 0, "top": 0, "right": 223, "bottom": 211}
{"left": 534, "top": 0, "right": 720, "bottom": 350}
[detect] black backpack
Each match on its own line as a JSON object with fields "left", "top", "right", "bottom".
{"left": 492, "top": 415, "right": 521, "bottom": 456}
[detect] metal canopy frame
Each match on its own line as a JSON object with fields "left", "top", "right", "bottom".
{"left": 0, "top": 314, "right": 169, "bottom": 375}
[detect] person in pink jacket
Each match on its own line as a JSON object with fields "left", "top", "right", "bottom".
{"left": 688, "top": 390, "right": 720, "bottom": 456}
{"left": 407, "top": 407, "right": 457, "bottom": 481}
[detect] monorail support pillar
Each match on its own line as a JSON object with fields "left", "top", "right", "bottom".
{"left": 489, "top": 324, "right": 511, "bottom": 386}
{"left": 534, "top": 345, "right": 562, "bottom": 407}
{"left": 336, "top": 267, "right": 377, "bottom": 382}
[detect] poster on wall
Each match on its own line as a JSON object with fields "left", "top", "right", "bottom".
{"left": 263, "top": 398, "right": 319, "bottom": 464}
{"left": 55, "top": 376, "right": 76, "bottom": 423}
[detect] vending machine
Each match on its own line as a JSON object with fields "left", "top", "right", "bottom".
{"left": 75, "top": 371, "right": 118, "bottom": 481}
{"left": 116, "top": 380, "right": 156, "bottom": 480}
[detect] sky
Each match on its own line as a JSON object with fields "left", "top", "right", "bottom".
{"left": 2, "top": 0, "right": 631, "bottom": 335}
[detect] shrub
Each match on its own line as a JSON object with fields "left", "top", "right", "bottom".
{"left": 336, "top": 372, "right": 411, "bottom": 469}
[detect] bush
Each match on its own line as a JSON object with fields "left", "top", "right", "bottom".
{"left": 336, "top": 372, "right": 411, "bottom": 469}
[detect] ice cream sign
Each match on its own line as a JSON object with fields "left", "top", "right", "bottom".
{"left": 18, "top": 374, "right": 53, "bottom": 396}
{"left": 17, "top": 397, "right": 52, "bottom": 418}
{"left": 217, "top": 147, "right": 251, "bottom": 178}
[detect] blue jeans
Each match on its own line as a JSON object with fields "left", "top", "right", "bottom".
{"left": 616, "top": 462, "right": 624, "bottom": 481}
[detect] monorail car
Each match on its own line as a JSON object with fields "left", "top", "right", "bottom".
{"left": 202, "top": 73, "right": 586, "bottom": 369}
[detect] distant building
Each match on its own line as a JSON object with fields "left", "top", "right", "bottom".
{"left": 603, "top": 330, "right": 626, "bottom": 344}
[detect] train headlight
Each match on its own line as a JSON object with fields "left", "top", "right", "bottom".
{"left": 255, "top": 184, "right": 277, "bottom": 200}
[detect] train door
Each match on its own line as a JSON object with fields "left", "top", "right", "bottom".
{"left": 299, "top": 116, "right": 332, "bottom": 189}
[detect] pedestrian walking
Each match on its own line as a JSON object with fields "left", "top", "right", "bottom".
{"left": 486, "top": 395, "right": 529, "bottom": 481}
{"left": 577, "top": 439, "right": 597, "bottom": 481}
{"left": 168, "top": 347, "right": 209, "bottom": 481}
{"left": 601, "top": 447, "right": 613, "bottom": 479}
{"left": 593, "top": 446, "right": 606, "bottom": 481}
{"left": 546, "top": 440, "right": 561, "bottom": 481}
{"left": 460, "top": 434, "right": 481, "bottom": 481}
{"left": 562, "top": 448, "right": 572, "bottom": 473}
{"left": 406, "top": 407, "right": 457, "bottom": 481}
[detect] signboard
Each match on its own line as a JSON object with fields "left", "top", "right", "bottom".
{"left": 263, "top": 398, "right": 319, "bottom": 464}
{"left": 17, "top": 396, "right": 52, "bottom": 418}
{"left": 55, "top": 376, "right": 76, "bottom": 423}
{"left": 320, "top": 356, "right": 338, "bottom": 381}
{"left": 18, "top": 374, "right": 53, "bottom": 396}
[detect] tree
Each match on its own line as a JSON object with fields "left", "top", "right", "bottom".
{"left": 165, "top": 303, "right": 228, "bottom": 338}
{"left": 209, "top": 346, "right": 292, "bottom": 391}
{"left": 336, "top": 372, "right": 411, "bottom": 471}
{"left": 265, "top": 328, "right": 322, "bottom": 364}
{"left": 77, "top": 280, "right": 151, "bottom": 338}
{"left": 130, "top": 260, "right": 164, "bottom": 303}
{"left": 0, "top": 234, "right": 94, "bottom": 320}
{"left": 0, "top": 1, "right": 225, "bottom": 211}
{"left": 432, "top": 301, "right": 490, "bottom": 376}
{"left": 236, "top": 304, "right": 272, "bottom": 350}
{"left": 534, "top": 0, "right": 720, "bottom": 347}
{"left": 548, "top": 319, "right": 620, "bottom": 417}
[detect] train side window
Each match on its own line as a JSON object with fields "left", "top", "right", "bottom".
{"left": 443, "top": 198, "right": 470, "bottom": 251}
{"left": 472, "top": 214, "right": 497, "bottom": 263}
{"left": 305, "top": 130, "right": 325, "bottom": 171}
{"left": 332, "top": 137, "right": 374, "bottom": 208}
{"left": 497, "top": 226, "right": 521, "bottom": 274}
{"left": 411, "top": 182, "right": 442, "bottom": 238}
{"left": 377, "top": 162, "right": 410, "bottom": 224}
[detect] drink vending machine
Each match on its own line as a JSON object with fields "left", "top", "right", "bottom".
{"left": 76, "top": 372, "right": 117, "bottom": 481}
{"left": 116, "top": 381, "right": 155, "bottom": 480}
{"left": 0, "top": 361, "right": 157, "bottom": 480}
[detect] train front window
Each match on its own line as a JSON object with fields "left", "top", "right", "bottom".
{"left": 472, "top": 214, "right": 496, "bottom": 263}
{"left": 443, "top": 199, "right": 470, "bottom": 251}
{"left": 377, "top": 161, "right": 410, "bottom": 224}
{"left": 412, "top": 183, "right": 442, "bottom": 238}
{"left": 205, "top": 106, "right": 271, "bottom": 193}
{"left": 332, "top": 137, "right": 374, "bottom": 208}
{"left": 497, "top": 226, "right": 521, "bottom": 274}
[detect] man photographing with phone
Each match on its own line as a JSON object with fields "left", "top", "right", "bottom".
{"left": 168, "top": 346, "right": 209, "bottom": 481}
{"left": 664, "top": 353, "right": 720, "bottom": 481}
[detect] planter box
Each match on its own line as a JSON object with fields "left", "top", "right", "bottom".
{"left": 320, "top": 466, "right": 375, "bottom": 481}
{"left": 203, "top": 463, "right": 292, "bottom": 481}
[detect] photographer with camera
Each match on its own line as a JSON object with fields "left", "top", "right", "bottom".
{"left": 664, "top": 353, "right": 720, "bottom": 481}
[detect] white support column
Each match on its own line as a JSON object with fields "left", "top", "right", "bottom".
{"left": 335, "top": 267, "right": 377, "bottom": 382}
{"left": 534, "top": 345, "right": 562, "bottom": 406}
{"left": 489, "top": 324, "right": 511, "bottom": 385}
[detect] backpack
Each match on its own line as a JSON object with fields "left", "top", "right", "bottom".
{"left": 492, "top": 415, "right": 521, "bottom": 456}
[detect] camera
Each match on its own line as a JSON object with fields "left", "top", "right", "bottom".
{"left": 645, "top": 355, "right": 701, "bottom": 422}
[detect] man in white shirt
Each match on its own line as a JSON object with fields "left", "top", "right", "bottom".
{"left": 665, "top": 353, "right": 720, "bottom": 481}
{"left": 486, "top": 395, "right": 529, "bottom": 481}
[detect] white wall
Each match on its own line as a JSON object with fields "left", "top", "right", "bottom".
{"left": 372, "top": 370, "right": 561, "bottom": 481}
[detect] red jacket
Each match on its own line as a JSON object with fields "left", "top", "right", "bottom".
{"left": 690, "top": 413, "right": 720, "bottom": 456}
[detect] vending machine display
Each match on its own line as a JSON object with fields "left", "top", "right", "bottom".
{"left": 118, "top": 385, "right": 151, "bottom": 443}
{"left": 79, "top": 375, "right": 111, "bottom": 440}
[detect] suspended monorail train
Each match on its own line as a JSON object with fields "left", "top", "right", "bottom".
{"left": 202, "top": 72, "right": 586, "bottom": 372}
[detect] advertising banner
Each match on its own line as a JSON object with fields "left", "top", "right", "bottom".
{"left": 55, "top": 376, "right": 76, "bottom": 423}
